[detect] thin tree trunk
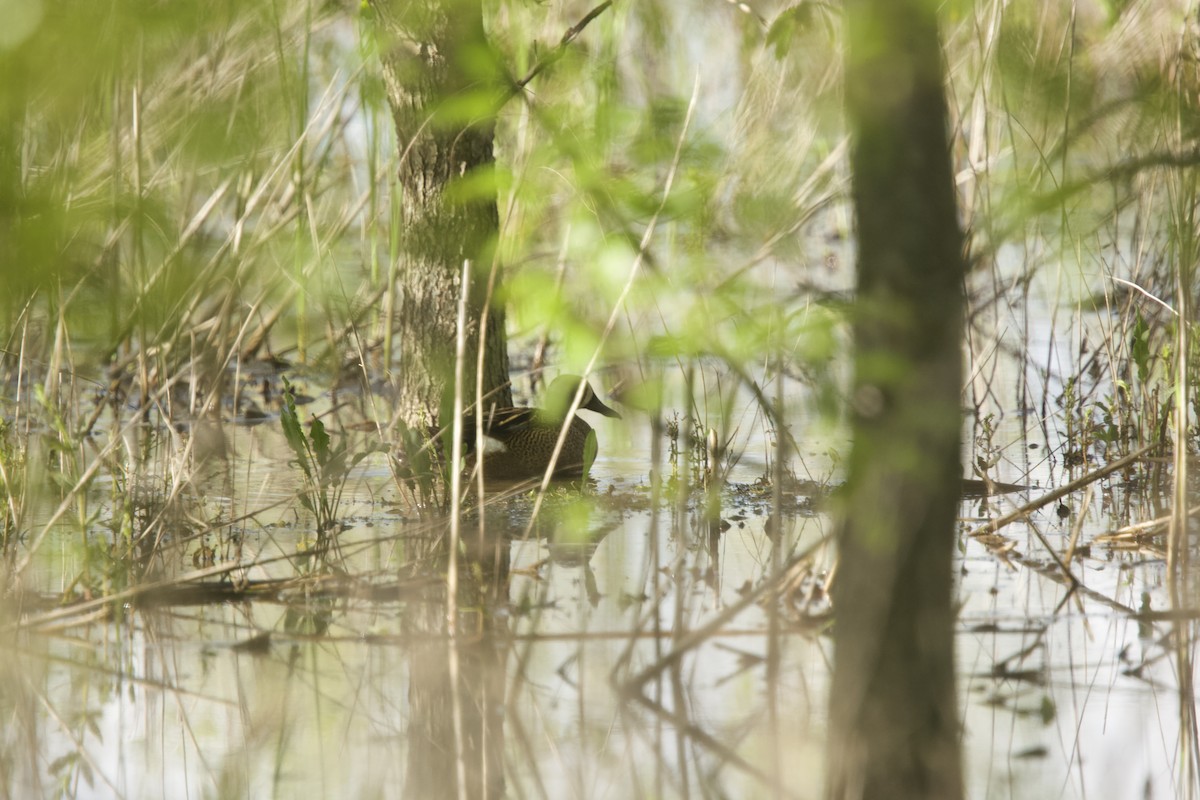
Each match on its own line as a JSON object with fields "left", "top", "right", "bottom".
{"left": 827, "top": 1, "right": 965, "bottom": 797}
{"left": 373, "top": 0, "right": 511, "bottom": 427}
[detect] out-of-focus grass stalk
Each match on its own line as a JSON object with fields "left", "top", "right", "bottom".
{"left": 447, "top": 258, "right": 470, "bottom": 800}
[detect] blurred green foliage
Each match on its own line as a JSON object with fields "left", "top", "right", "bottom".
{"left": 0, "top": 0, "right": 1198, "bottom": 468}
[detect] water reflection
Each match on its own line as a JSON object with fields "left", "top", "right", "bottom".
{"left": 407, "top": 566, "right": 508, "bottom": 799}
{"left": 3, "top": 410, "right": 1200, "bottom": 798}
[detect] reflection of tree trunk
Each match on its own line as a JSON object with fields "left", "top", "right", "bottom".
{"left": 407, "top": 537, "right": 509, "bottom": 799}
{"left": 828, "top": 1, "right": 965, "bottom": 799}
{"left": 373, "top": 0, "right": 511, "bottom": 427}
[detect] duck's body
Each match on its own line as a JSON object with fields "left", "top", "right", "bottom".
{"left": 463, "top": 375, "right": 620, "bottom": 481}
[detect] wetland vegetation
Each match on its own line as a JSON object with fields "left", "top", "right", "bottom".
{"left": 3, "top": 1, "right": 1200, "bottom": 798}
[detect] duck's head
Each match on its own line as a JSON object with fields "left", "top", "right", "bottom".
{"left": 544, "top": 375, "right": 621, "bottom": 419}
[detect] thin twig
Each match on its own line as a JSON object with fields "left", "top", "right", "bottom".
{"left": 1110, "top": 276, "right": 1177, "bottom": 317}
{"left": 513, "top": 2, "right": 614, "bottom": 90}
{"left": 969, "top": 441, "right": 1158, "bottom": 538}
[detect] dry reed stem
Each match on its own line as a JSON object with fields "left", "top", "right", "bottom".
{"left": 968, "top": 441, "right": 1158, "bottom": 538}
{"left": 447, "top": 258, "right": 471, "bottom": 800}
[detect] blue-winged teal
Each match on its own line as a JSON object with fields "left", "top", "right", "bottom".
{"left": 463, "top": 375, "right": 620, "bottom": 481}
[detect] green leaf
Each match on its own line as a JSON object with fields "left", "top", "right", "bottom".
{"left": 1039, "top": 695, "right": 1056, "bottom": 725}
{"left": 309, "top": 416, "right": 330, "bottom": 463}
{"left": 582, "top": 428, "right": 598, "bottom": 478}
{"left": 1131, "top": 312, "right": 1151, "bottom": 384}
{"left": 765, "top": 4, "right": 820, "bottom": 60}
{"left": 279, "top": 380, "right": 314, "bottom": 480}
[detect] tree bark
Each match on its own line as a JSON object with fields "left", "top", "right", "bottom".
{"left": 827, "top": 1, "right": 965, "bottom": 798}
{"left": 373, "top": 0, "right": 511, "bottom": 427}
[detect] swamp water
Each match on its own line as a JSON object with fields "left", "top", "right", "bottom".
{"left": 2, "top": 359, "right": 1196, "bottom": 800}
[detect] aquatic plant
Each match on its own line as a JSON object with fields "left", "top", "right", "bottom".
{"left": 280, "top": 379, "right": 364, "bottom": 542}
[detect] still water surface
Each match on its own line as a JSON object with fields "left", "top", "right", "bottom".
{"left": 5, "top": 365, "right": 1195, "bottom": 799}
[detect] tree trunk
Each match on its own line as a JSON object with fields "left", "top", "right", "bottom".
{"left": 827, "top": 1, "right": 965, "bottom": 798}
{"left": 373, "top": 0, "right": 511, "bottom": 427}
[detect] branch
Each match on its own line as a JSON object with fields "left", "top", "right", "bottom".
{"left": 514, "top": 1, "right": 613, "bottom": 90}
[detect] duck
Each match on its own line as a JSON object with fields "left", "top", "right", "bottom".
{"left": 462, "top": 375, "right": 620, "bottom": 481}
